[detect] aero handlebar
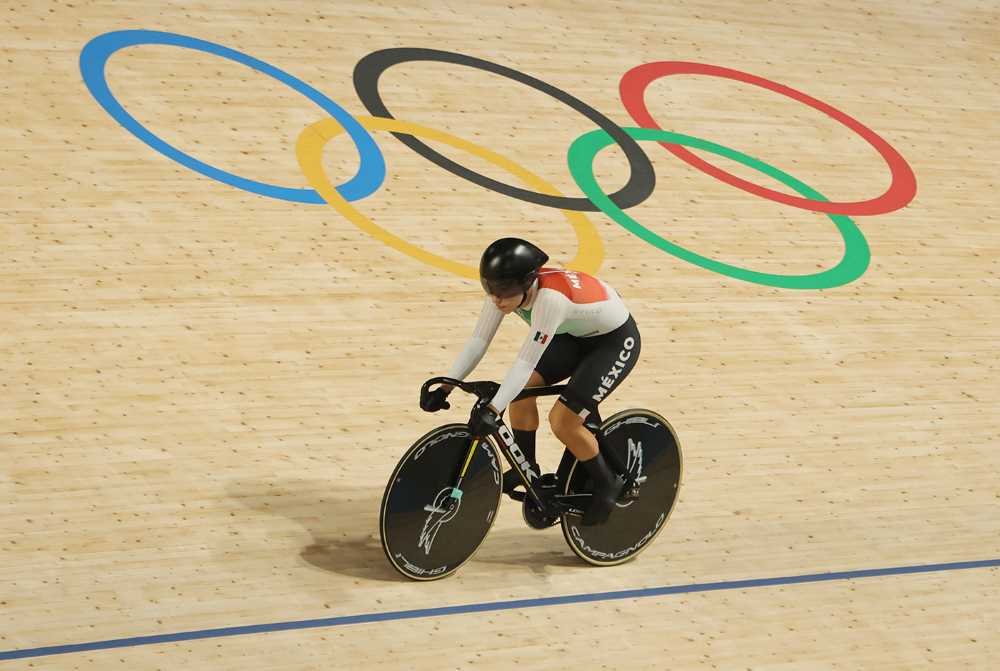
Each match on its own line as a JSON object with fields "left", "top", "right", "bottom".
{"left": 421, "top": 377, "right": 569, "bottom": 407}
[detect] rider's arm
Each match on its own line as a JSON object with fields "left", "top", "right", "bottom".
{"left": 488, "top": 289, "right": 570, "bottom": 413}
{"left": 445, "top": 297, "right": 504, "bottom": 383}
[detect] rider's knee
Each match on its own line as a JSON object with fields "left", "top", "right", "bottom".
{"left": 548, "top": 402, "right": 583, "bottom": 442}
{"left": 508, "top": 397, "right": 539, "bottom": 430}
{"left": 509, "top": 371, "right": 546, "bottom": 430}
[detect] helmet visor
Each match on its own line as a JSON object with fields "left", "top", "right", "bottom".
{"left": 481, "top": 276, "right": 530, "bottom": 299}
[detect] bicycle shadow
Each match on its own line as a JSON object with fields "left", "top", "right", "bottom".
{"left": 226, "top": 478, "right": 404, "bottom": 582}
{"left": 226, "top": 479, "right": 591, "bottom": 580}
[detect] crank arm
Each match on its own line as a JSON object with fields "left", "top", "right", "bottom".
{"left": 552, "top": 493, "right": 591, "bottom": 515}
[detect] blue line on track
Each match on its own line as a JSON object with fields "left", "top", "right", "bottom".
{"left": 2, "top": 558, "right": 997, "bottom": 661}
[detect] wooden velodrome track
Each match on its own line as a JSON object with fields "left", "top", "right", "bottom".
{"left": 2, "top": 0, "right": 998, "bottom": 667}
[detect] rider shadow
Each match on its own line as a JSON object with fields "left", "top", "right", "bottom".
{"left": 226, "top": 478, "right": 404, "bottom": 582}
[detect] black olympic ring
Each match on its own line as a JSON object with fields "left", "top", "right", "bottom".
{"left": 353, "top": 47, "right": 656, "bottom": 212}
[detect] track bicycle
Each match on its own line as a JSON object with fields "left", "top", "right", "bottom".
{"left": 379, "top": 377, "right": 682, "bottom": 580}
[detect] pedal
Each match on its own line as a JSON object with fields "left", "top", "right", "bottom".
{"left": 520, "top": 473, "right": 560, "bottom": 529}
{"left": 502, "top": 465, "right": 539, "bottom": 497}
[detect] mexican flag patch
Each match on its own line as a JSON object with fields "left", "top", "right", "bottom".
{"left": 533, "top": 331, "right": 549, "bottom": 345}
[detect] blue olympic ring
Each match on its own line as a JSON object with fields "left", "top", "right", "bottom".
{"left": 79, "top": 30, "right": 386, "bottom": 204}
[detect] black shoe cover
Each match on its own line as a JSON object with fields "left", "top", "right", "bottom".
{"left": 582, "top": 474, "right": 624, "bottom": 526}
{"left": 502, "top": 465, "right": 539, "bottom": 494}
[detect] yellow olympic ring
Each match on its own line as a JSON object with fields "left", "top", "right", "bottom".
{"left": 295, "top": 116, "right": 604, "bottom": 279}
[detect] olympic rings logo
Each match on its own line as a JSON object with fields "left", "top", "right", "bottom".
{"left": 80, "top": 30, "right": 916, "bottom": 290}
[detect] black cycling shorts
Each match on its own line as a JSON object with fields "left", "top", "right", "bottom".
{"left": 533, "top": 315, "right": 641, "bottom": 420}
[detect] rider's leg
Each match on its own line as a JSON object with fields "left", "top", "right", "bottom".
{"left": 550, "top": 400, "right": 621, "bottom": 525}
{"left": 552, "top": 316, "right": 642, "bottom": 524}
{"left": 549, "top": 401, "right": 597, "bottom": 460}
{"left": 508, "top": 370, "right": 544, "bottom": 434}
{"left": 502, "top": 335, "right": 581, "bottom": 494}
{"left": 502, "top": 371, "right": 545, "bottom": 492}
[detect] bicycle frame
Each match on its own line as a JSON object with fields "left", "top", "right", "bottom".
{"left": 420, "top": 376, "right": 634, "bottom": 516}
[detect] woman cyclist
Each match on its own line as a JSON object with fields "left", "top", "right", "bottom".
{"left": 419, "top": 238, "right": 641, "bottom": 526}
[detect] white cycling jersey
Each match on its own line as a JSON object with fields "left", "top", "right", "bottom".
{"left": 446, "top": 268, "right": 630, "bottom": 412}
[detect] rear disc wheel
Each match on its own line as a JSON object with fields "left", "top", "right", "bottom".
{"left": 561, "top": 409, "right": 682, "bottom": 566}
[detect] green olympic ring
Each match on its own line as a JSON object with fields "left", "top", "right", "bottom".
{"left": 568, "top": 127, "right": 870, "bottom": 290}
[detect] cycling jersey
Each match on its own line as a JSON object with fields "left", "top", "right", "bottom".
{"left": 447, "top": 268, "right": 631, "bottom": 413}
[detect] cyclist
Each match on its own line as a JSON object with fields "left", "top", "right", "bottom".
{"left": 419, "top": 238, "right": 641, "bottom": 526}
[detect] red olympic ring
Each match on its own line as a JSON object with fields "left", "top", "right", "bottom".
{"left": 619, "top": 61, "right": 917, "bottom": 216}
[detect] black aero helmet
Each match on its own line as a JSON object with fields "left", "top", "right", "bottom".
{"left": 479, "top": 238, "right": 549, "bottom": 298}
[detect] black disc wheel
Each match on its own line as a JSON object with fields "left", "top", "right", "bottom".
{"left": 561, "top": 409, "right": 682, "bottom": 566}
{"left": 380, "top": 424, "right": 503, "bottom": 580}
